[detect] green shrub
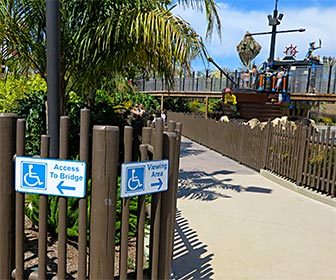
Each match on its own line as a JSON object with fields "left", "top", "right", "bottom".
{"left": 318, "top": 116, "right": 333, "bottom": 124}
{"left": 0, "top": 74, "right": 47, "bottom": 113}
{"left": 0, "top": 74, "right": 47, "bottom": 155}
{"left": 20, "top": 86, "right": 156, "bottom": 242}
{"left": 2, "top": 75, "right": 156, "bottom": 243}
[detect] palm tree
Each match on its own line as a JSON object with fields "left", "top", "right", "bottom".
{"left": 0, "top": 0, "right": 221, "bottom": 111}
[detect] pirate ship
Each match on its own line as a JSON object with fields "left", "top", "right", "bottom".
{"left": 210, "top": 0, "right": 325, "bottom": 121}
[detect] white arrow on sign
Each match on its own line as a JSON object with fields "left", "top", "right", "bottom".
{"left": 121, "top": 159, "right": 169, "bottom": 198}
{"left": 150, "top": 178, "right": 163, "bottom": 189}
{"left": 15, "top": 156, "right": 86, "bottom": 198}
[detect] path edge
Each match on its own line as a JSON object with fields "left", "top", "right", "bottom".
{"left": 260, "top": 169, "right": 336, "bottom": 208}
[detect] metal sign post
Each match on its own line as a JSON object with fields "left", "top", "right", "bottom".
{"left": 46, "top": 0, "right": 61, "bottom": 158}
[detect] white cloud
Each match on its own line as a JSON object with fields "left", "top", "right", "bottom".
{"left": 173, "top": 4, "right": 336, "bottom": 70}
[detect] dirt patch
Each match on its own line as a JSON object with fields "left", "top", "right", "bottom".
{"left": 23, "top": 216, "right": 137, "bottom": 279}
{"left": 318, "top": 103, "right": 336, "bottom": 115}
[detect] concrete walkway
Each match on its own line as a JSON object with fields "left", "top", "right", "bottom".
{"left": 171, "top": 136, "right": 336, "bottom": 280}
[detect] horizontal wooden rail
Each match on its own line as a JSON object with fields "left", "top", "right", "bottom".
{"left": 145, "top": 90, "right": 336, "bottom": 102}
{"left": 290, "top": 93, "right": 336, "bottom": 102}
{"left": 142, "top": 90, "right": 222, "bottom": 98}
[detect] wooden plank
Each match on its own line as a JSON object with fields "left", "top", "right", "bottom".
{"left": 286, "top": 124, "right": 293, "bottom": 178}
{"left": 281, "top": 126, "right": 287, "bottom": 176}
{"left": 290, "top": 126, "right": 298, "bottom": 180}
{"left": 320, "top": 128, "right": 330, "bottom": 192}
{"left": 275, "top": 125, "right": 281, "bottom": 174}
{"left": 326, "top": 131, "right": 335, "bottom": 194}
{"left": 331, "top": 132, "right": 336, "bottom": 197}
{"left": 311, "top": 130, "right": 319, "bottom": 189}
{"left": 306, "top": 129, "right": 315, "bottom": 187}
{"left": 316, "top": 130, "right": 325, "bottom": 191}
{"left": 290, "top": 93, "right": 336, "bottom": 102}
{"left": 270, "top": 125, "right": 276, "bottom": 171}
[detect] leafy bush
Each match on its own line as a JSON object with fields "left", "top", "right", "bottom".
{"left": 16, "top": 90, "right": 47, "bottom": 155}
{"left": 0, "top": 74, "right": 47, "bottom": 155}
{"left": 0, "top": 74, "right": 47, "bottom": 113}
{"left": 1, "top": 75, "right": 157, "bottom": 242}
{"left": 13, "top": 82, "right": 156, "bottom": 242}
{"left": 318, "top": 116, "right": 334, "bottom": 124}
{"left": 189, "top": 100, "right": 202, "bottom": 112}
{"left": 164, "top": 96, "right": 190, "bottom": 112}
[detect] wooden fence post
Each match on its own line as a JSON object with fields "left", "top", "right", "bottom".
{"left": 262, "top": 121, "right": 272, "bottom": 169}
{"left": 119, "top": 126, "right": 133, "bottom": 280}
{"left": 205, "top": 97, "right": 209, "bottom": 119}
{"left": 78, "top": 109, "right": 90, "bottom": 280}
{"left": 0, "top": 113, "right": 17, "bottom": 279}
{"left": 296, "top": 126, "right": 308, "bottom": 185}
{"left": 15, "top": 119, "right": 25, "bottom": 280}
{"left": 90, "top": 126, "right": 119, "bottom": 279}
{"left": 149, "top": 119, "right": 163, "bottom": 280}
{"left": 37, "top": 135, "right": 50, "bottom": 280}
{"left": 57, "top": 116, "right": 70, "bottom": 279}
{"left": 158, "top": 131, "right": 177, "bottom": 279}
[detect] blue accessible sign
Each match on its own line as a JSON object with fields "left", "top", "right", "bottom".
{"left": 15, "top": 156, "right": 86, "bottom": 198}
{"left": 120, "top": 159, "right": 169, "bottom": 198}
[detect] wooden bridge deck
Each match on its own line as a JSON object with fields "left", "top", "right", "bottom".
{"left": 144, "top": 90, "right": 336, "bottom": 102}
{"left": 144, "top": 90, "right": 335, "bottom": 120}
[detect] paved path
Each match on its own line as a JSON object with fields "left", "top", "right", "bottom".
{"left": 171, "top": 136, "right": 336, "bottom": 280}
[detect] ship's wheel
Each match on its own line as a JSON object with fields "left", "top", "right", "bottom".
{"left": 284, "top": 44, "right": 298, "bottom": 57}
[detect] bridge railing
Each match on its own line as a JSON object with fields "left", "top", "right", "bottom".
{"left": 288, "top": 64, "right": 336, "bottom": 94}
{"left": 138, "top": 76, "right": 232, "bottom": 92}
{"left": 137, "top": 64, "right": 336, "bottom": 94}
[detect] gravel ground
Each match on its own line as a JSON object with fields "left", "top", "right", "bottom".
{"left": 24, "top": 216, "right": 137, "bottom": 279}
{"left": 314, "top": 103, "right": 336, "bottom": 116}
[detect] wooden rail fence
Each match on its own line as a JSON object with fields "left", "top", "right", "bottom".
{"left": 0, "top": 111, "right": 181, "bottom": 279}
{"left": 169, "top": 112, "right": 335, "bottom": 197}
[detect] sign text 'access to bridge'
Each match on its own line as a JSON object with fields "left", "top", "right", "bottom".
{"left": 15, "top": 156, "right": 86, "bottom": 198}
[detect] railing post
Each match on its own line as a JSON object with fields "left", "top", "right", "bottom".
{"left": 327, "top": 64, "right": 332, "bottom": 93}
{"left": 58, "top": 116, "right": 70, "bottom": 280}
{"left": 192, "top": 71, "right": 195, "bottom": 91}
{"left": 262, "top": 121, "right": 272, "bottom": 169}
{"left": 182, "top": 74, "right": 186, "bottom": 91}
{"left": 149, "top": 119, "right": 163, "bottom": 279}
{"left": 119, "top": 126, "right": 133, "bottom": 280}
{"left": 205, "top": 97, "right": 209, "bottom": 119}
{"left": 158, "top": 131, "right": 177, "bottom": 280}
{"left": 37, "top": 135, "right": 50, "bottom": 280}
{"left": 90, "top": 126, "right": 119, "bottom": 279}
{"left": 0, "top": 113, "right": 17, "bottom": 279}
{"left": 15, "top": 119, "right": 25, "bottom": 280}
{"left": 220, "top": 71, "right": 223, "bottom": 90}
{"left": 78, "top": 109, "right": 90, "bottom": 280}
{"left": 136, "top": 145, "right": 149, "bottom": 280}
{"left": 142, "top": 73, "right": 146, "bottom": 91}
{"left": 306, "top": 66, "right": 311, "bottom": 93}
{"left": 333, "top": 67, "right": 336, "bottom": 94}
{"left": 296, "top": 126, "right": 308, "bottom": 185}
{"left": 154, "top": 72, "right": 157, "bottom": 91}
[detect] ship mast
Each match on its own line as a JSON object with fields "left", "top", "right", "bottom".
{"left": 268, "top": 0, "right": 283, "bottom": 62}
{"left": 246, "top": 0, "right": 305, "bottom": 65}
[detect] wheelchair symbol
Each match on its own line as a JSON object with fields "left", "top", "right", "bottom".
{"left": 22, "top": 162, "right": 46, "bottom": 189}
{"left": 126, "top": 167, "right": 144, "bottom": 192}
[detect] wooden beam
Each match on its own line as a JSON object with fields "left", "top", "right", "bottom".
{"left": 290, "top": 93, "right": 336, "bottom": 102}
{"left": 143, "top": 90, "right": 336, "bottom": 102}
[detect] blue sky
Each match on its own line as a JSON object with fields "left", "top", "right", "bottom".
{"left": 173, "top": 0, "right": 336, "bottom": 72}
